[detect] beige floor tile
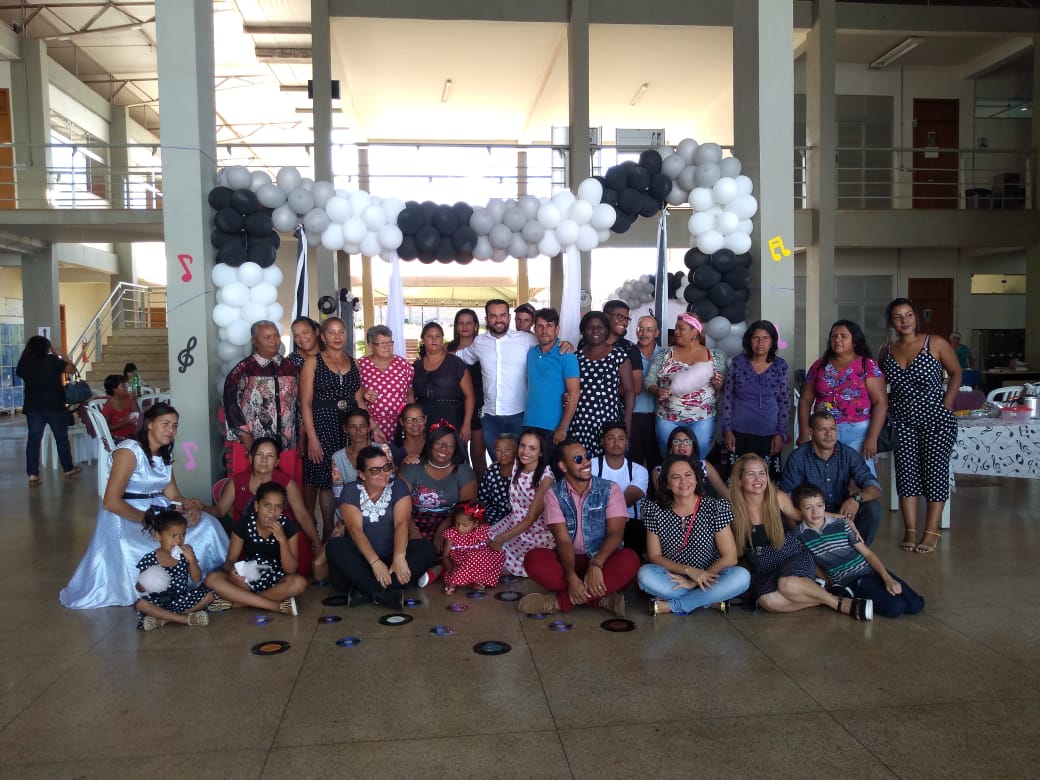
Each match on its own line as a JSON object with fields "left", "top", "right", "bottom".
{"left": 2, "top": 749, "right": 268, "bottom": 780}
{"left": 928, "top": 605, "right": 1040, "bottom": 672}
{"left": 0, "top": 654, "right": 76, "bottom": 732}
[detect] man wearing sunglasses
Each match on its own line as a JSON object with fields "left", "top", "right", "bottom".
{"left": 519, "top": 439, "right": 640, "bottom": 617}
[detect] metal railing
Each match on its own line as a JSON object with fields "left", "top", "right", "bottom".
{"left": 70, "top": 283, "right": 166, "bottom": 376}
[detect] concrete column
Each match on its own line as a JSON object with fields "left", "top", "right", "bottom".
{"left": 311, "top": 0, "right": 337, "bottom": 303}
{"left": 109, "top": 106, "right": 131, "bottom": 209}
{"left": 9, "top": 38, "right": 50, "bottom": 209}
{"left": 733, "top": 0, "right": 796, "bottom": 364}
{"left": 1027, "top": 38, "right": 1040, "bottom": 369}
{"left": 357, "top": 146, "right": 374, "bottom": 331}
{"left": 568, "top": 0, "right": 592, "bottom": 308}
{"left": 21, "top": 246, "right": 60, "bottom": 342}
{"left": 517, "top": 150, "right": 529, "bottom": 303}
{"left": 155, "top": 0, "right": 218, "bottom": 497}
{"left": 804, "top": 0, "right": 837, "bottom": 362}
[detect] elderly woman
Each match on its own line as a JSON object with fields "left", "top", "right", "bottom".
{"left": 798, "top": 319, "right": 887, "bottom": 475}
{"left": 638, "top": 455, "right": 750, "bottom": 616}
{"left": 16, "top": 335, "right": 79, "bottom": 483}
{"left": 478, "top": 432, "right": 517, "bottom": 526}
{"left": 412, "top": 321, "right": 474, "bottom": 443}
{"left": 398, "top": 422, "right": 477, "bottom": 551}
{"left": 879, "top": 298, "right": 961, "bottom": 554}
{"left": 720, "top": 320, "right": 790, "bottom": 481}
{"left": 60, "top": 402, "right": 228, "bottom": 609}
{"left": 568, "top": 311, "right": 634, "bottom": 459}
{"left": 358, "top": 324, "right": 414, "bottom": 444}
{"left": 645, "top": 313, "right": 726, "bottom": 461}
{"left": 324, "top": 446, "right": 437, "bottom": 609}
{"left": 100, "top": 373, "right": 141, "bottom": 441}
{"left": 729, "top": 454, "right": 871, "bottom": 619}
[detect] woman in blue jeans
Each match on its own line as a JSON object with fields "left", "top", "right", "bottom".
{"left": 16, "top": 335, "right": 79, "bottom": 484}
{"left": 638, "top": 454, "right": 750, "bottom": 616}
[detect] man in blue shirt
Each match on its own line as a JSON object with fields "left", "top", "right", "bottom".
{"left": 523, "top": 308, "right": 580, "bottom": 445}
{"left": 781, "top": 410, "right": 882, "bottom": 545}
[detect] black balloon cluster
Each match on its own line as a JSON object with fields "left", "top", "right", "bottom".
{"left": 208, "top": 186, "right": 281, "bottom": 268}
{"left": 682, "top": 248, "right": 752, "bottom": 323}
{"left": 598, "top": 150, "right": 673, "bottom": 234}
{"left": 395, "top": 200, "right": 478, "bottom": 264}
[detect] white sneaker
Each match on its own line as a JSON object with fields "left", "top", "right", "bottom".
{"left": 417, "top": 568, "right": 439, "bottom": 588}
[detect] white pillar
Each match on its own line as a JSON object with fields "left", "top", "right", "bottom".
{"left": 311, "top": 0, "right": 338, "bottom": 304}
{"left": 9, "top": 38, "right": 50, "bottom": 209}
{"left": 21, "top": 247, "right": 60, "bottom": 343}
{"left": 568, "top": 0, "right": 591, "bottom": 308}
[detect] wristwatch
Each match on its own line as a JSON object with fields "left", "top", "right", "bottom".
{"left": 852, "top": 492, "right": 863, "bottom": 504}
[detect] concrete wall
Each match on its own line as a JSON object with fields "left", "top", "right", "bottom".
{"left": 59, "top": 281, "right": 111, "bottom": 354}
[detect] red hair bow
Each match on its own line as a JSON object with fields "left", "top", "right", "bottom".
{"left": 430, "top": 419, "right": 456, "bottom": 432}
{"left": 455, "top": 500, "right": 486, "bottom": 522}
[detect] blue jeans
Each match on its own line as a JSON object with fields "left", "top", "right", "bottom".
{"left": 482, "top": 412, "right": 525, "bottom": 460}
{"left": 638, "top": 563, "right": 751, "bottom": 615}
{"left": 837, "top": 419, "right": 876, "bottom": 477}
{"left": 849, "top": 570, "right": 924, "bottom": 618}
{"left": 655, "top": 416, "right": 717, "bottom": 461}
{"left": 26, "top": 410, "right": 74, "bottom": 475}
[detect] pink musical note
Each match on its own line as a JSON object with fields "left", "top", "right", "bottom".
{"left": 178, "top": 253, "right": 193, "bottom": 283}
{"left": 774, "top": 324, "right": 789, "bottom": 351}
{"left": 182, "top": 441, "right": 198, "bottom": 471}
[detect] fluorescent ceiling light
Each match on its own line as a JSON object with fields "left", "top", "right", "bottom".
{"left": 441, "top": 79, "right": 453, "bottom": 103}
{"left": 630, "top": 82, "right": 649, "bottom": 106}
{"left": 869, "top": 37, "right": 923, "bottom": 69}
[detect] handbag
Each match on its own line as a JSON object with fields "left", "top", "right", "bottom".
{"left": 64, "top": 372, "right": 94, "bottom": 407}
{"left": 875, "top": 345, "right": 896, "bottom": 453}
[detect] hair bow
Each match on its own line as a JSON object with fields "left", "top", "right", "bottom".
{"left": 455, "top": 500, "right": 486, "bottom": 522}
{"left": 430, "top": 419, "right": 456, "bottom": 432}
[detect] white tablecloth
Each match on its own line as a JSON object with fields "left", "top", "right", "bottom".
{"left": 951, "top": 418, "right": 1040, "bottom": 479}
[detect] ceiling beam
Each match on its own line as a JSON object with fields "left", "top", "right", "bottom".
{"left": 242, "top": 23, "right": 312, "bottom": 35}
{"left": 254, "top": 46, "right": 312, "bottom": 63}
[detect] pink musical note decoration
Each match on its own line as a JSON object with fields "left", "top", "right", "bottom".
{"left": 182, "top": 441, "right": 198, "bottom": 471}
{"left": 177, "top": 253, "right": 193, "bottom": 283}
{"left": 774, "top": 324, "right": 789, "bottom": 351}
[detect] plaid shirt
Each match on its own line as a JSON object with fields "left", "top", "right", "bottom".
{"left": 222, "top": 354, "right": 299, "bottom": 449}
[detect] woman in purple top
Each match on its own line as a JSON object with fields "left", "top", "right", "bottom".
{"left": 719, "top": 321, "right": 790, "bottom": 482}
{"left": 797, "top": 320, "right": 887, "bottom": 476}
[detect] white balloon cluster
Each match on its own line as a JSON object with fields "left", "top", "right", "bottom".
{"left": 609, "top": 274, "right": 656, "bottom": 308}
{"left": 468, "top": 179, "right": 616, "bottom": 262}
{"left": 210, "top": 260, "right": 284, "bottom": 392}
{"left": 658, "top": 139, "right": 758, "bottom": 256}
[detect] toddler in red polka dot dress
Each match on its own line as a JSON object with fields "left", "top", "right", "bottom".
{"left": 441, "top": 500, "right": 505, "bottom": 595}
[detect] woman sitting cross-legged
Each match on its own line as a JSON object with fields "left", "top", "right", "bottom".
{"left": 324, "top": 446, "right": 437, "bottom": 609}
{"left": 638, "top": 455, "right": 751, "bottom": 616}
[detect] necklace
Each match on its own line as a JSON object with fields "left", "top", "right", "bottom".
{"left": 427, "top": 460, "right": 453, "bottom": 470}
{"left": 358, "top": 482, "right": 393, "bottom": 523}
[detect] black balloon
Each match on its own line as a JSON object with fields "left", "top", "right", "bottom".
{"left": 247, "top": 239, "right": 277, "bottom": 267}
{"left": 214, "top": 207, "right": 244, "bottom": 234}
{"left": 618, "top": 188, "right": 643, "bottom": 216}
{"left": 452, "top": 201, "right": 474, "bottom": 228}
{"left": 398, "top": 235, "right": 418, "bottom": 260}
{"left": 397, "top": 206, "right": 424, "bottom": 235}
{"left": 435, "top": 236, "right": 456, "bottom": 262}
{"left": 456, "top": 252, "right": 474, "bottom": 265}
{"left": 638, "top": 150, "right": 663, "bottom": 176}
{"left": 417, "top": 252, "right": 436, "bottom": 264}
{"left": 611, "top": 211, "right": 635, "bottom": 234}
{"left": 208, "top": 186, "right": 233, "bottom": 210}
{"left": 667, "top": 275, "right": 681, "bottom": 298}
{"left": 432, "top": 205, "right": 459, "bottom": 236}
{"left": 738, "top": 252, "right": 753, "bottom": 268}
{"left": 692, "top": 265, "right": 722, "bottom": 289}
{"left": 244, "top": 211, "right": 273, "bottom": 237}
{"left": 229, "top": 188, "right": 259, "bottom": 215}
{"left": 733, "top": 287, "right": 750, "bottom": 302}
{"left": 415, "top": 225, "right": 440, "bottom": 253}
{"left": 269, "top": 231, "right": 281, "bottom": 250}
{"left": 213, "top": 231, "right": 244, "bottom": 254}
{"left": 723, "top": 268, "right": 751, "bottom": 290}
{"left": 721, "top": 302, "right": 748, "bottom": 323}
{"left": 216, "top": 239, "right": 247, "bottom": 266}
{"left": 708, "top": 282, "right": 735, "bottom": 307}
{"left": 601, "top": 188, "right": 619, "bottom": 208}
{"left": 638, "top": 192, "right": 660, "bottom": 218}
{"left": 211, "top": 228, "right": 227, "bottom": 249}
{"left": 684, "top": 248, "right": 710, "bottom": 270}
{"left": 453, "top": 226, "right": 478, "bottom": 253}
{"left": 649, "top": 172, "right": 673, "bottom": 201}
{"left": 604, "top": 165, "right": 628, "bottom": 193}
{"left": 626, "top": 164, "right": 651, "bottom": 192}
{"left": 683, "top": 284, "right": 707, "bottom": 304}
{"left": 710, "top": 248, "right": 737, "bottom": 273}
{"left": 690, "top": 299, "right": 719, "bottom": 320}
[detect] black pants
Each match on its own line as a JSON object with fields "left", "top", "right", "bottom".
{"left": 326, "top": 536, "right": 437, "bottom": 596}
{"left": 715, "top": 430, "right": 782, "bottom": 483}
{"left": 629, "top": 412, "right": 662, "bottom": 472}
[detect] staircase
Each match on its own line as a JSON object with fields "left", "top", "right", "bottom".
{"left": 84, "top": 327, "right": 170, "bottom": 390}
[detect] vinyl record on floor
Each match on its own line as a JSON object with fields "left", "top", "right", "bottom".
{"left": 322, "top": 595, "right": 349, "bottom": 607}
{"left": 251, "top": 640, "right": 290, "bottom": 656}
{"left": 472, "top": 640, "right": 511, "bottom": 656}
{"left": 548, "top": 620, "right": 573, "bottom": 632}
{"left": 494, "top": 590, "right": 522, "bottom": 602}
{"left": 378, "top": 613, "right": 414, "bottom": 626}
{"left": 249, "top": 615, "right": 273, "bottom": 625}
{"left": 526, "top": 612, "right": 548, "bottom": 620}
{"left": 447, "top": 603, "right": 469, "bottom": 613}
{"left": 318, "top": 615, "right": 342, "bottom": 624}
{"left": 335, "top": 636, "right": 361, "bottom": 648}
{"left": 601, "top": 618, "right": 637, "bottom": 632}
{"left": 466, "top": 589, "right": 487, "bottom": 599}
{"left": 429, "top": 625, "right": 455, "bottom": 636}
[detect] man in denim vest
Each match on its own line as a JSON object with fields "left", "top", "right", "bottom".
{"left": 520, "top": 439, "right": 640, "bottom": 617}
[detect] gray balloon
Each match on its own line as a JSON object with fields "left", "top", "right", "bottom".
{"left": 470, "top": 208, "right": 495, "bottom": 236}
{"left": 287, "top": 187, "right": 315, "bottom": 215}
{"left": 521, "top": 220, "right": 546, "bottom": 243}
{"left": 489, "top": 223, "right": 513, "bottom": 250}
{"left": 504, "top": 205, "right": 528, "bottom": 232}
{"left": 661, "top": 153, "right": 687, "bottom": 180}
{"left": 694, "top": 162, "right": 721, "bottom": 188}
{"left": 303, "top": 207, "right": 330, "bottom": 235}
{"left": 677, "top": 165, "right": 698, "bottom": 192}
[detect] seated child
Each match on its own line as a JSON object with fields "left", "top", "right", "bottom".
{"left": 792, "top": 483, "right": 925, "bottom": 619}
{"left": 135, "top": 507, "right": 215, "bottom": 631}
{"left": 441, "top": 500, "right": 505, "bottom": 595}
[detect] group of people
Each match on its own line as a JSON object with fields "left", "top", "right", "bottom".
{"left": 46, "top": 293, "right": 958, "bottom": 629}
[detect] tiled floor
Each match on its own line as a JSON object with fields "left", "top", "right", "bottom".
{"left": 1, "top": 420, "right": 1037, "bottom": 778}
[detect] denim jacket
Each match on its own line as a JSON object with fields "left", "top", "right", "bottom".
{"left": 551, "top": 476, "right": 616, "bottom": 559}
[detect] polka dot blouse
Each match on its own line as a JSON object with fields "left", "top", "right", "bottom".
{"left": 641, "top": 496, "right": 734, "bottom": 569}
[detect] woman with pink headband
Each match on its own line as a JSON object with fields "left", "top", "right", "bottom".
{"left": 644, "top": 312, "right": 727, "bottom": 459}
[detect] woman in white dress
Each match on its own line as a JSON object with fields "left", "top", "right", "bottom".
{"left": 60, "top": 402, "right": 228, "bottom": 609}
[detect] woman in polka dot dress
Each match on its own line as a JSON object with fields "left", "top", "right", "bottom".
{"left": 569, "top": 311, "right": 634, "bottom": 458}
{"left": 879, "top": 298, "right": 961, "bottom": 554}
{"left": 489, "top": 429, "right": 555, "bottom": 577}
{"left": 441, "top": 501, "right": 505, "bottom": 594}
{"left": 358, "top": 324, "right": 415, "bottom": 443}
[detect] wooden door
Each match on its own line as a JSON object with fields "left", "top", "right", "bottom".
{"left": 907, "top": 278, "right": 953, "bottom": 338}
{"left": 912, "top": 99, "right": 959, "bottom": 209}
{"left": 0, "top": 89, "right": 13, "bottom": 209}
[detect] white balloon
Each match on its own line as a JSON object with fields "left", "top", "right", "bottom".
{"left": 250, "top": 282, "right": 278, "bottom": 306}
{"left": 503, "top": 206, "right": 527, "bottom": 232}
{"left": 736, "top": 174, "right": 754, "bottom": 196}
{"left": 379, "top": 250, "right": 398, "bottom": 263}
{"left": 738, "top": 218, "right": 754, "bottom": 235}
{"left": 693, "top": 142, "right": 723, "bottom": 164}
{"left": 343, "top": 217, "right": 367, "bottom": 244}
{"left": 661, "top": 153, "right": 687, "bottom": 180}
{"left": 538, "top": 231, "right": 562, "bottom": 258}
{"left": 596, "top": 228, "right": 611, "bottom": 243}
{"left": 694, "top": 162, "right": 721, "bottom": 188}
{"left": 715, "top": 210, "right": 740, "bottom": 235}
{"left": 568, "top": 199, "right": 594, "bottom": 226}
{"left": 382, "top": 197, "right": 406, "bottom": 223}
{"left": 343, "top": 242, "right": 361, "bottom": 255}
{"left": 241, "top": 300, "right": 268, "bottom": 324}
{"left": 688, "top": 187, "right": 715, "bottom": 212}
{"left": 590, "top": 203, "right": 617, "bottom": 230}
{"left": 276, "top": 166, "right": 302, "bottom": 193}
{"left": 706, "top": 315, "right": 731, "bottom": 342}
{"left": 348, "top": 190, "right": 371, "bottom": 216}
{"left": 470, "top": 208, "right": 495, "bottom": 236}
{"left": 491, "top": 249, "right": 509, "bottom": 263}
{"left": 488, "top": 223, "right": 513, "bottom": 250}
{"left": 723, "top": 231, "right": 753, "bottom": 254}
{"left": 212, "top": 303, "right": 240, "bottom": 328}
{"left": 509, "top": 233, "right": 529, "bottom": 259}
{"left": 362, "top": 204, "right": 387, "bottom": 230}
{"left": 730, "top": 194, "right": 759, "bottom": 220}
{"left": 730, "top": 321, "right": 749, "bottom": 338}
{"left": 217, "top": 327, "right": 228, "bottom": 342}
{"left": 360, "top": 233, "right": 382, "bottom": 257}
{"left": 226, "top": 319, "right": 252, "bottom": 347}
{"left": 576, "top": 224, "right": 599, "bottom": 252}
{"left": 215, "top": 169, "right": 228, "bottom": 187}
{"left": 577, "top": 177, "right": 603, "bottom": 204}
{"left": 226, "top": 165, "right": 252, "bottom": 190}
{"left": 665, "top": 187, "right": 689, "bottom": 206}
{"left": 696, "top": 230, "right": 725, "bottom": 255}
{"left": 250, "top": 170, "right": 272, "bottom": 191}
{"left": 552, "top": 190, "right": 576, "bottom": 213}
{"left": 485, "top": 198, "right": 507, "bottom": 223}
{"left": 324, "top": 196, "right": 351, "bottom": 224}
{"left": 719, "top": 157, "right": 742, "bottom": 178}
{"left": 537, "top": 202, "right": 562, "bottom": 229}
{"left": 310, "top": 180, "right": 335, "bottom": 209}
{"left": 377, "top": 223, "right": 403, "bottom": 250}
{"left": 268, "top": 303, "right": 285, "bottom": 324}
{"left": 688, "top": 211, "right": 715, "bottom": 236}
{"left": 237, "top": 262, "right": 263, "bottom": 287}
{"left": 262, "top": 265, "right": 283, "bottom": 287}
{"left": 521, "top": 220, "right": 545, "bottom": 243}
{"left": 677, "top": 165, "right": 698, "bottom": 193}
{"left": 300, "top": 177, "right": 314, "bottom": 191}
{"left": 473, "top": 236, "right": 493, "bottom": 260}
{"left": 303, "top": 207, "right": 330, "bottom": 235}
{"left": 256, "top": 183, "right": 286, "bottom": 210}
{"left": 216, "top": 341, "right": 240, "bottom": 362}
{"left": 271, "top": 204, "right": 297, "bottom": 233}
{"left": 555, "top": 219, "right": 579, "bottom": 247}
{"left": 321, "top": 223, "right": 345, "bottom": 251}
{"left": 305, "top": 228, "right": 321, "bottom": 247}
{"left": 287, "top": 188, "right": 314, "bottom": 215}
{"left": 211, "top": 263, "right": 238, "bottom": 288}
{"left": 658, "top": 145, "right": 675, "bottom": 159}
{"left": 676, "top": 138, "right": 699, "bottom": 164}
{"left": 713, "top": 177, "right": 739, "bottom": 205}
{"left": 517, "top": 194, "right": 540, "bottom": 219}
{"left": 219, "top": 283, "right": 250, "bottom": 308}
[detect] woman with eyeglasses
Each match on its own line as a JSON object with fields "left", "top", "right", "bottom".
{"left": 324, "top": 446, "right": 436, "bottom": 609}
{"left": 390, "top": 402, "right": 428, "bottom": 467}
{"left": 650, "top": 425, "right": 729, "bottom": 500}
{"left": 398, "top": 423, "right": 477, "bottom": 555}
{"left": 412, "top": 321, "right": 474, "bottom": 444}
{"left": 357, "top": 324, "right": 415, "bottom": 445}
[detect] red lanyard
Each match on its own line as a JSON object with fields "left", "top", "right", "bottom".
{"left": 676, "top": 497, "right": 701, "bottom": 552}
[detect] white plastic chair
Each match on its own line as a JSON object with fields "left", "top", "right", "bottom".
{"left": 85, "top": 405, "right": 118, "bottom": 498}
{"left": 41, "top": 422, "right": 95, "bottom": 468}
{"left": 138, "top": 392, "right": 171, "bottom": 412}
{"left": 986, "top": 385, "right": 1023, "bottom": 404}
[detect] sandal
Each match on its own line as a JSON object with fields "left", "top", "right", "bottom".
{"left": 648, "top": 598, "right": 661, "bottom": 617}
{"left": 141, "top": 616, "right": 167, "bottom": 632}
{"left": 28, "top": 475, "right": 42, "bottom": 486}
{"left": 915, "top": 530, "right": 941, "bottom": 554}
{"left": 898, "top": 528, "right": 918, "bottom": 552}
{"left": 206, "top": 597, "right": 234, "bottom": 613}
{"left": 63, "top": 466, "right": 82, "bottom": 478}
{"left": 186, "top": 612, "right": 210, "bottom": 627}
